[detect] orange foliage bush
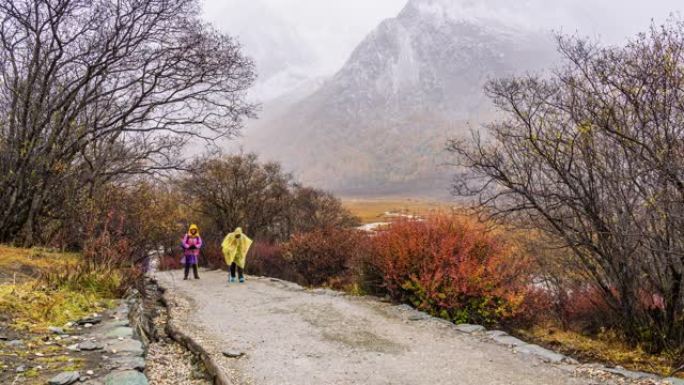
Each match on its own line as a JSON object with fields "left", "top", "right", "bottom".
{"left": 367, "top": 215, "right": 533, "bottom": 326}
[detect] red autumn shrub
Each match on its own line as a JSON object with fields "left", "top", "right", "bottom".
{"left": 560, "top": 285, "right": 618, "bottom": 333}
{"left": 246, "top": 242, "right": 298, "bottom": 281}
{"left": 515, "top": 287, "right": 555, "bottom": 326}
{"left": 368, "top": 214, "right": 533, "bottom": 326}
{"left": 283, "top": 228, "right": 369, "bottom": 287}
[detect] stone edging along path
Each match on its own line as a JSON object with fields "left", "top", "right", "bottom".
{"left": 155, "top": 275, "right": 684, "bottom": 385}
{"left": 154, "top": 278, "right": 233, "bottom": 385}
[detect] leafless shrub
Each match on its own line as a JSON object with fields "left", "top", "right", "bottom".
{"left": 450, "top": 22, "right": 684, "bottom": 352}
{"left": 179, "top": 154, "right": 360, "bottom": 243}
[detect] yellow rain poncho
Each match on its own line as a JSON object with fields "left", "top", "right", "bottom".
{"left": 221, "top": 227, "right": 253, "bottom": 269}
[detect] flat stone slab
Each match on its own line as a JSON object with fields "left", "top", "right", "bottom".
{"left": 103, "top": 370, "right": 148, "bottom": 385}
{"left": 311, "top": 288, "right": 344, "bottom": 297}
{"left": 515, "top": 343, "right": 573, "bottom": 363}
{"left": 271, "top": 279, "right": 304, "bottom": 290}
{"left": 106, "top": 339, "right": 144, "bottom": 356}
{"left": 428, "top": 317, "right": 455, "bottom": 327}
{"left": 395, "top": 304, "right": 414, "bottom": 312}
{"left": 665, "top": 377, "right": 684, "bottom": 385}
{"left": 223, "top": 350, "right": 245, "bottom": 358}
{"left": 67, "top": 343, "right": 80, "bottom": 351}
{"left": 491, "top": 335, "right": 527, "bottom": 347}
{"left": 485, "top": 330, "right": 508, "bottom": 338}
{"left": 78, "top": 341, "right": 104, "bottom": 351}
{"left": 48, "top": 371, "right": 80, "bottom": 385}
{"left": 105, "top": 327, "right": 134, "bottom": 339}
{"left": 454, "top": 324, "right": 486, "bottom": 334}
{"left": 6, "top": 339, "right": 24, "bottom": 347}
{"left": 408, "top": 313, "right": 430, "bottom": 321}
{"left": 106, "top": 320, "right": 131, "bottom": 328}
{"left": 603, "top": 367, "right": 658, "bottom": 380}
{"left": 76, "top": 317, "right": 102, "bottom": 326}
{"left": 107, "top": 356, "right": 146, "bottom": 371}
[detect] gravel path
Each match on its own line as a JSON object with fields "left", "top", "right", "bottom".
{"left": 145, "top": 292, "right": 210, "bottom": 385}
{"left": 146, "top": 341, "right": 209, "bottom": 385}
{"left": 155, "top": 270, "right": 648, "bottom": 385}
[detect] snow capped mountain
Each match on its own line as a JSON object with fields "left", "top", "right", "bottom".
{"left": 323, "top": 0, "right": 556, "bottom": 121}
{"left": 243, "top": 0, "right": 558, "bottom": 197}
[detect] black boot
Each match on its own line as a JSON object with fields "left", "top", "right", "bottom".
{"left": 193, "top": 264, "right": 200, "bottom": 279}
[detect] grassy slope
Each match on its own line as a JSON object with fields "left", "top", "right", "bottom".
{"left": 0, "top": 246, "right": 112, "bottom": 383}
{"left": 0, "top": 245, "right": 117, "bottom": 331}
{"left": 516, "top": 325, "right": 682, "bottom": 378}
{"left": 0, "top": 245, "right": 79, "bottom": 284}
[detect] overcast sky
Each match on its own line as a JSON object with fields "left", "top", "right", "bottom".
{"left": 201, "top": 0, "right": 683, "bottom": 100}
{"left": 201, "top": 0, "right": 405, "bottom": 75}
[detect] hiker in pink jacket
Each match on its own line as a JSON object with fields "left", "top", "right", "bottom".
{"left": 182, "top": 224, "right": 202, "bottom": 280}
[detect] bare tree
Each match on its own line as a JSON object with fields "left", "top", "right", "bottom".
{"left": 180, "top": 154, "right": 359, "bottom": 242}
{"left": 0, "top": 0, "right": 255, "bottom": 243}
{"left": 449, "top": 22, "right": 684, "bottom": 351}
{"left": 288, "top": 186, "right": 360, "bottom": 234}
{"left": 180, "top": 154, "right": 293, "bottom": 240}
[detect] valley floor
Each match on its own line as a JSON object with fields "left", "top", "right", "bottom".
{"left": 341, "top": 198, "right": 453, "bottom": 224}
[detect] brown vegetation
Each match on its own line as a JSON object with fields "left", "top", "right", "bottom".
{"left": 174, "top": 153, "right": 360, "bottom": 269}
{"left": 0, "top": 0, "right": 255, "bottom": 245}
{"left": 450, "top": 22, "right": 684, "bottom": 354}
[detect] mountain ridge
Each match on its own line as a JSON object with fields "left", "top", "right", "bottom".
{"left": 242, "top": 0, "right": 558, "bottom": 197}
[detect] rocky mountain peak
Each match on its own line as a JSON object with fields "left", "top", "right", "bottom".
{"left": 243, "top": 1, "right": 558, "bottom": 196}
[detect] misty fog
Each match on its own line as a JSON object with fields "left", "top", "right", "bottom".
{"left": 203, "top": 0, "right": 682, "bottom": 101}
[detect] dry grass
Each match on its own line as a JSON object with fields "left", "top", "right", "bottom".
{"left": 0, "top": 245, "right": 118, "bottom": 332}
{"left": 342, "top": 198, "right": 454, "bottom": 224}
{"left": 0, "top": 245, "right": 79, "bottom": 284}
{"left": 0, "top": 283, "right": 115, "bottom": 331}
{"left": 516, "top": 324, "right": 683, "bottom": 378}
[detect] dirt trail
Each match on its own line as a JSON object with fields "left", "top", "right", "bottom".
{"left": 156, "top": 270, "right": 604, "bottom": 385}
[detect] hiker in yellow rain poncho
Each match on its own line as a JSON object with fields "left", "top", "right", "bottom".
{"left": 222, "top": 227, "right": 252, "bottom": 283}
